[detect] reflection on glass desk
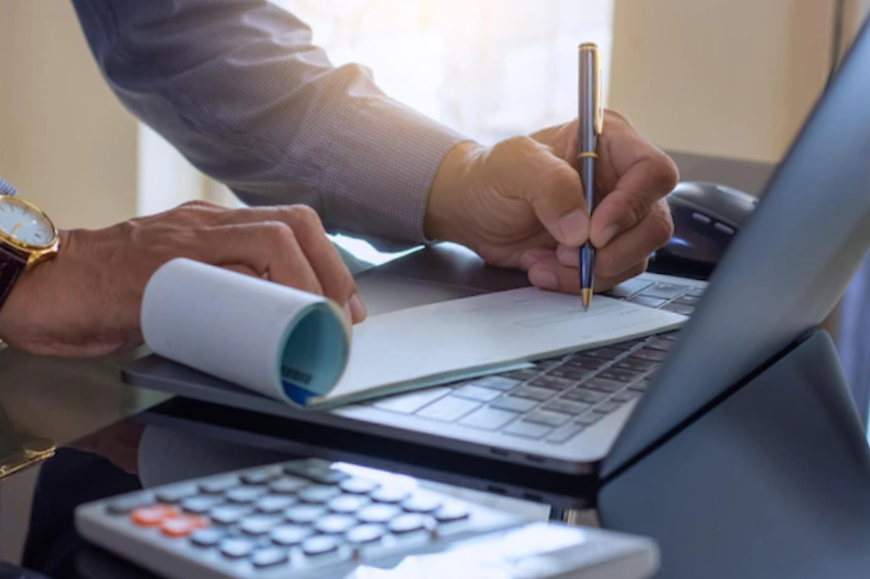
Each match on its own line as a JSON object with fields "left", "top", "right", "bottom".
{"left": 0, "top": 404, "right": 54, "bottom": 481}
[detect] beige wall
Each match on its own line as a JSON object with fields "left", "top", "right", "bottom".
{"left": 609, "top": 0, "right": 838, "bottom": 164}
{"left": 0, "top": 0, "right": 138, "bottom": 230}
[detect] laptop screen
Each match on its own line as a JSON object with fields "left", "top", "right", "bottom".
{"left": 605, "top": 18, "right": 870, "bottom": 477}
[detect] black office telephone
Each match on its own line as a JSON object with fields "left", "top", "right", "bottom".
{"left": 649, "top": 181, "right": 758, "bottom": 280}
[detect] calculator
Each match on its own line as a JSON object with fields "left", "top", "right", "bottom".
{"left": 76, "top": 459, "right": 659, "bottom": 579}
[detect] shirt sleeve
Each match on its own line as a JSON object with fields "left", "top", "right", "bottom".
{"left": 70, "top": 0, "right": 469, "bottom": 244}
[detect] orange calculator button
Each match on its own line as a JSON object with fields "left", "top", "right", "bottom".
{"left": 131, "top": 505, "right": 179, "bottom": 527}
{"left": 160, "top": 515, "right": 209, "bottom": 538}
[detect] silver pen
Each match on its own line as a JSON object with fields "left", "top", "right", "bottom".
{"left": 578, "top": 43, "right": 604, "bottom": 311}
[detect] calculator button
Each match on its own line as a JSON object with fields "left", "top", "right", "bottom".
{"left": 225, "top": 487, "right": 268, "bottom": 504}
{"left": 370, "top": 487, "right": 410, "bottom": 504}
{"left": 161, "top": 515, "right": 208, "bottom": 538}
{"left": 239, "top": 515, "right": 283, "bottom": 536}
{"left": 255, "top": 495, "right": 297, "bottom": 514}
{"left": 270, "top": 524, "right": 316, "bottom": 547}
{"left": 284, "top": 504, "right": 328, "bottom": 525}
{"left": 433, "top": 504, "right": 470, "bottom": 523}
{"left": 283, "top": 461, "right": 349, "bottom": 485}
{"left": 210, "top": 505, "right": 253, "bottom": 526}
{"left": 131, "top": 505, "right": 179, "bottom": 527}
{"left": 345, "top": 526, "right": 384, "bottom": 548}
{"left": 181, "top": 495, "right": 224, "bottom": 514}
{"left": 628, "top": 295, "right": 668, "bottom": 308}
{"left": 388, "top": 514, "right": 428, "bottom": 535}
{"left": 251, "top": 547, "right": 290, "bottom": 568}
{"left": 302, "top": 535, "right": 343, "bottom": 557}
{"left": 358, "top": 504, "right": 402, "bottom": 524}
{"left": 156, "top": 485, "right": 199, "bottom": 504}
{"left": 328, "top": 494, "right": 370, "bottom": 514}
{"left": 401, "top": 495, "right": 442, "bottom": 514}
{"left": 107, "top": 495, "right": 153, "bottom": 515}
{"left": 338, "top": 478, "right": 380, "bottom": 495}
{"left": 298, "top": 485, "right": 342, "bottom": 504}
{"left": 219, "top": 537, "right": 257, "bottom": 559}
{"left": 199, "top": 476, "right": 239, "bottom": 494}
{"left": 268, "top": 477, "right": 309, "bottom": 495}
{"left": 314, "top": 514, "right": 358, "bottom": 535}
{"left": 241, "top": 469, "right": 281, "bottom": 486}
{"left": 190, "top": 528, "right": 226, "bottom": 547}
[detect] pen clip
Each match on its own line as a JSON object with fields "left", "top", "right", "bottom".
{"left": 592, "top": 48, "right": 604, "bottom": 136}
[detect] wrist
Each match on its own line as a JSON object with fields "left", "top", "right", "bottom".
{"left": 424, "top": 141, "right": 486, "bottom": 244}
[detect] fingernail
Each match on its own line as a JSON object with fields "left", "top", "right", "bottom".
{"left": 557, "top": 209, "right": 587, "bottom": 246}
{"left": 599, "top": 224, "right": 620, "bottom": 247}
{"left": 343, "top": 302, "right": 354, "bottom": 323}
{"left": 349, "top": 293, "right": 367, "bottom": 322}
{"left": 529, "top": 267, "right": 558, "bottom": 291}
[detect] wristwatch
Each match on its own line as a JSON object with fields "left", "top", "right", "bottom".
{"left": 0, "top": 193, "right": 60, "bottom": 311}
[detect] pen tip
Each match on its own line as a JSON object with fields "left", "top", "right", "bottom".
{"left": 581, "top": 289, "right": 592, "bottom": 310}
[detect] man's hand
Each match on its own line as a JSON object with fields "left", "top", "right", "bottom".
{"left": 0, "top": 202, "right": 366, "bottom": 358}
{"left": 425, "top": 110, "right": 678, "bottom": 293}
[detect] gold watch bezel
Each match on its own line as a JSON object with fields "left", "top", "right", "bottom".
{"left": 0, "top": 196, "right": 60, "bottom": 268}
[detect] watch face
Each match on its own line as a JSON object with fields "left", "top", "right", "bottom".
{"left": 0, "top": 197, "right": 56, "bottom": 248}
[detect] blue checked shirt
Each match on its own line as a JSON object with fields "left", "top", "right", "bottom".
{"left": 68, "top": 0, "right": 468, "bottom": 245}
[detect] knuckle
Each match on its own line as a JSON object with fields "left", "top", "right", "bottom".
{"left": 259, "top": 220, "right": 295, "bottom": 243}
{"left": 286, "top": 204, "right": 324, "bottom": 231}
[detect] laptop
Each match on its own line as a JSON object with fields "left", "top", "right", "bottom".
{"left": 124, "top": 18, "right": 870, "bottom": 478}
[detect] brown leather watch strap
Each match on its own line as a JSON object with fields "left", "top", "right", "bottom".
{"left": 0, "top": 247, "right": 26, "bottom": 312}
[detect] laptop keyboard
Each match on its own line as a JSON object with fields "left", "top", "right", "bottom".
{"left": 365, "top": 279, "right": 704, "bottom": 445}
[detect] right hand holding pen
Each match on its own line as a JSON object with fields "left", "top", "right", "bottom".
{"left": 0, "top": 202, "right": 366, "bottom": 358}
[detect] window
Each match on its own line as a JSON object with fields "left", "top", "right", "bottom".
{"left": 275, "top": 0, "right": 614, "bottom": 143}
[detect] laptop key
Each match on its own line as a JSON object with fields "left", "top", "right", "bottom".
{"left": 503, "top": 421, "right": 553, "bottom": 440}
{"left": 453, "top": 385, "right": 502, "bottom": 402}
{"left": 543, "top": 399, "right": 591, "bottom": 415}
{"left": 491, "top": 396, "right": 539, "bottom": 413}
{"left": 581, "top": 347, "right": 623, "bottom": 360}
{"left": 474, "top": 376, "right": 524, "bottom": 391}
{"left": 645, "top": 338, "right": 674, "bottom": 352}
{"left": 628, "top": 295, "right": 668, "bottom": 308}
{"left": 608, "top": 339, "right": 646, "bottom": 352}
{"left": 530, "top": 376, "right": 576, "bottom": 391}
{"left": 602, "top": 277, "right": 653, "bottom": 299}
{"left": 563, "top": 355, "right": 607, "bottom": 370}
{"left": 549, "top": 366, "right": 594, "bottom": 381}
{"left": 594, "top": 401, "right": 623, "bottom": 414}
{"left": 500, "top": 369, "right": 539, "bottom": 382}
{"left": 373, "top": 387, "right": 451, "bottom": 414}
{"left": 616, "top": 358, "right": 659, "bottom": 372}
{"left": 459, "top": 407, "right": 517, "bottom": 431}
{"left": 547, "top": 425, "right": 586, "bottom": 444}
{"left": 612, "top": 390, "right": 642, "bottom": 403}
{"left": 416, "top": 396, "right": 481, "bottom": 422}
{"left": 585, "top": 378, "right": 624, "bottom": 393}
{"left": 510, "top": 385, "right": 557, "bottom": 402}
{"left": 598, "top": 368, "right": 644, "bottom": 383}
{"left": 563, "top": 388, "right": 608, "bottom": 404}
{"left": 663, "top": 303, "right": 695, "bottom": 316}
{"left": 575, "top": 413, "right": 604, "bottom": 426}
{"left": 686, "top": 287, "right": 705, "bottom": 297}
{"left": 631, "top": 348, "right": 668, "bottom": 363}
{"left": 629, "top": 379, "right": 650, "bottom": 392}
{"left": 524, "top": 410, "right": 571, "bottom": 427}
{"left": 674, "top": 295, "right": 702, "bottom": 306}
{"left": 639, "top": 282, "right": 688, "bottom": 300}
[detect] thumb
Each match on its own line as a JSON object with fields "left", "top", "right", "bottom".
{"left": 491, "top": 136, "right": 589, "bottom": 247}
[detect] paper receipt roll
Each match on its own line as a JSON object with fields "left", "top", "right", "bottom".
{"left": 141, "top": 258, "right": 350, "bottom": 404}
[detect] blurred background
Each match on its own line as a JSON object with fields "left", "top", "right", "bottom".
{"left": 1, "top": 0, "right": 868, "bottom": 228}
